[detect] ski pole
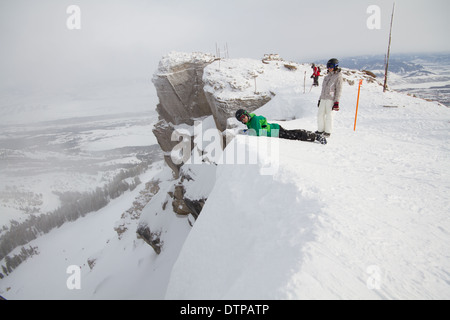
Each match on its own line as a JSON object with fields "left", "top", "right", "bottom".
{"left": 354, "top": 79, "right": 363, "bottom": 131}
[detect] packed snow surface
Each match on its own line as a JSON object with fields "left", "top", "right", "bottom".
{"left": 166, "top": 58, "right": 450, "bottom": 299}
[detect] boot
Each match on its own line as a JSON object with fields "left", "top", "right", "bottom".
{"left": 315, "top": 133, "right": 327, "bottom": 145}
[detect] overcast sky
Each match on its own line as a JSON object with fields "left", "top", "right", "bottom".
{"left": 0, "top": 0, "right": 449, "bottom": 91}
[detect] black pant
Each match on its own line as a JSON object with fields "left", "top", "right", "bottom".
{"left": 278, "top": 126, "right": 316, "bottom": 142}
{"left": 313, "top": 76, "right": 319, "bottom": 86}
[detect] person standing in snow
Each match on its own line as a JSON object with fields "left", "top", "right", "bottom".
{"left": 235, "top": 109, "right": 327, "bottom": 144}
{"left": 311, "top": 63, "right": 320, "bottom": 87}
{"left": 316, "top": 58, "right": 343, "bottom": 137}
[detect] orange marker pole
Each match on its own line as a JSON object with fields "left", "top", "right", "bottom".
{"left": 354, "top": 79, "right": 363, "bottom": 131}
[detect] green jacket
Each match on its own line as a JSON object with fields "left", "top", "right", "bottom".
{"left": 246, "top": 114, "right": 280, "bottom": 137}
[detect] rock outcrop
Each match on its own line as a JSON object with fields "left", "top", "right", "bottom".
{"left": 136, "top": 223, "right": 162, "bottom": 254}
{"left": 203, "top": 91, "right": 272, "bottom": 132}
{"left": 152, "top": 52, "right": 217, "bottom": 126}
{"left": 202, "top": 58, "right": 275, "bottom": 132}
{"left": 152, "top": 52, "right": 217, "bottom": 178}
{"left": 152, "top": 53, "right": 275, "bottom": 174}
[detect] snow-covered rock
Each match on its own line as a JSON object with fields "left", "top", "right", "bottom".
{"left": 203, "top": 58, "right": 274, "bottom": 131}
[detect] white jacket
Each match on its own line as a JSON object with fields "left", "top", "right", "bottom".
{"left": 320, "top": 69, "right": 343, "bottom": 102}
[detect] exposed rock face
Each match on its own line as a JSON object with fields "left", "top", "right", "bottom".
{"left": 203, "top": 92, "right": 273, "bottom": 132}
{"left": 152, "top": 52, "right": 275, "bottom": 169}
{"left": 152, "top": 52, "right": 218, "bottom": 178}
{"left": 171, "top": 173, "right": 207, "bottom": 220}
{"left": 171, "top": 185, "right": 191, "bottom": 216}
{"left": 202, "top": 58, "right": 275, "bottom": 131}
{"left": 152, "top": 119, "right": 183, "bottom": 177}
{"left": 152, "top": 52, "right": 218, "bottom": 126}
{"left": 136, "top": 223, "right": 162, "bottom": 254}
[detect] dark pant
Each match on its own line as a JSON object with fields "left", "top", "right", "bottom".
{"left": 313, "top": 76, "right": 319, "bottom": 86}
{"left": 278, "top": 126, "right": 316, "bottom": 142}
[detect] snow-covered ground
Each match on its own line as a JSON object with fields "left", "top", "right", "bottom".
{"left": 1, "top": 56, "right": 450, "bottom": 300}
{"left": 165, "top": 60, "right": 450, "bottom": 299}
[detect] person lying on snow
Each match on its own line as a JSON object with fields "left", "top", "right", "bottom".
{"left": 235, "top": 109, "right": 327, "bottom": 145}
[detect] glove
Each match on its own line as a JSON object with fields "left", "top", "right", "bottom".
{"left": 332, "top": 102, "right": 340, "bottom": 111}
{"left": 317, "top": 100, "right": 321, "bottom": 108}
